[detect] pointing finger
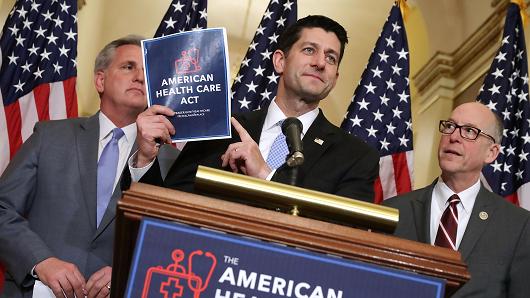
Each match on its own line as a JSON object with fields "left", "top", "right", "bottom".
{"left": 231, "top": 117, "right": 252, "bottom": 141}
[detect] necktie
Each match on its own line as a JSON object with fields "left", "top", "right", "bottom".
{"left": 96, "top": 128, "right": 124, "bottom": 227}
{"left": 434, "top": 194, "right": 461, "bottom": 250}
{"left": 266, "top": 120, "right": 289, "bottom": 169}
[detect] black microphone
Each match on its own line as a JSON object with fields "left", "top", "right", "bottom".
{"left": 281, "top": 117, "right": 304, "bottom": 167}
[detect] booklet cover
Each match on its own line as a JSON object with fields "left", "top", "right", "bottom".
{"left": 142, "top": 28, "right": 231, "bottom": 142}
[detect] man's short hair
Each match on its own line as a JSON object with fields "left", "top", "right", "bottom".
{"left": 94, "top": 34, "right": 145, "bottom": 73}
{"left": 277, "top": 15, "right": 348, "bottom": 64}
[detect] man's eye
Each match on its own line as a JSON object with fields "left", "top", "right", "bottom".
{"left": 326, "top": 55, "right": 337, "bottom": 65}
{"left": 303, "top": 48, "right": 314, "bottom": 54}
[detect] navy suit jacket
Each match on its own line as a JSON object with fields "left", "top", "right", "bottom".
{"left": 0, "top": 114, "right": 131, "bottom": 297}
{"left": 384, "top": 182, "right": 530, "bottom": 298}
{"left": 142, "top": 109, "right": 379, "bottom": 202}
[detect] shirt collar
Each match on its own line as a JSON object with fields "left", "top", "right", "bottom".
{"left": 434, "top": 177, "right": 481, "bottom": 214}
{"left": 98, "top": 111, "right": 137, "bottom": 143}
{"left": 263, "top": 100, "right": 319, "bottom": 136}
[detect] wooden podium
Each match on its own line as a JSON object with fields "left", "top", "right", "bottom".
{"left": 112, "top": 176, "right": 469, "bottom": 297}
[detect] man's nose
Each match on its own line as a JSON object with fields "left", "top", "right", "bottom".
{"left": 134, "top": 67, "right": 145, "bottom": 83}
{"left": 311, "top": 52, "right": 326, "bottom": 70}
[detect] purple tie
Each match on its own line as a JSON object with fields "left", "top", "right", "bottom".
{"left": 434, "top": 194, "right": 460, "bottom": 250}
{"left": 266, "top": 121, "right": 289, "bottom": 169}
{"left": 96, "top": 128, "right": 124, "bottom": 227}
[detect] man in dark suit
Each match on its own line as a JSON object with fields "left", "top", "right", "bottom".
{"left": 385, "top": 102, "right": 530, "bottom": 297}
{"left": 0, "top": 35, "right": 147, "bottom": 298}
{"left": 132, "top": 15, "right": 379, "bottom": 202}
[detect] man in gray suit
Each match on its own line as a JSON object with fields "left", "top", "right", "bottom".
{"left": 385, "top": 102, "right": 530, "bottom": 297}
{"left": 0, "top": 35, "right": 147, "bottom": 298}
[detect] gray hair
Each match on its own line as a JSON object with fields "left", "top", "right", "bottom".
{"left": 94, "top": 34, "right": 145, "bottom": 73}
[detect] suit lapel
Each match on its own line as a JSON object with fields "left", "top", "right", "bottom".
{"left": 410, "top": 183, "right": 435, "bottom": 243}
{"left": 298, "top": 110, "right": 336, "bottom": 175}
{"left": 458, "top": 185, "right": 495, "bottom": 261}
{"left": 77, "top": 114, "right": 100, "bottom": 232}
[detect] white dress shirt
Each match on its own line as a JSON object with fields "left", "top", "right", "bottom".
{"left": 98, "top": 112, "right": 136, "bottom": 191}
{"left": 430, "top": 178, "right": 480, "bottom": 249}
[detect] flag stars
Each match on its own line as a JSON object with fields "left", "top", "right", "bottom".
{"left": 488, "top": 84, "right": 501, "bottom": 95}
{"left": 172, "top": 1, "right": 184, "bottom": 13}
{"left": 364, "top": 82, "right": 377, "bottom": 94}
{"left": 46, "top": 32, "right": 59, "bottom": 45}
{"left": 396, "top": 48, "right": 408, "bottom": 60}
{"left": 34, "top": 26, "right": 46, "bottom": 38}
{"left": 65, "top": 28, "right": 77, "bottom": 41}
{"left": 380, "top": 94, "right": 390, "bottom": 106}
{"left": 8, "top": 53, "right": 19, "bottom": 65}
{"left": 15, "top": 35, "right": 25, "bottom": 46}
{"left": 13, "top": 80, "right": 25, "bottom": 92}
{"left": 60, "top": 2, "right": 71, "bottom": 13}
{"left": 398, "top": 90, "right": 409, "bottom": 102}
{"left": 515, "top": 169, "right": 524, "bottom": 180}
{"left": 366, "top": 126, "right": 378, "bottom": 138}
{"left": 378, "top": 50, "right": 389, "bottom": 63}
{"left": 392, "top": 106, "right": 403, "bottom": 118}
{"left": 58, "top": 45, "right": 70, "bottom": 57}
{"left": 253, "top": 65, "right": 265, "bottom": 76}
{"left": 519, "top": 151, "right": 529, "bottom": 161}
{"left": 260, "top": 49, "right": 272, "bottom": 60}
{"left": 256, "top": 25, "right": 265, "bottom": 36}
{"left": 386, "top": 78, "right": 395, "bottom": 91}
{"left": 30, "top": 1, "right": 41, "bottom": 12}
{"left": 506, "top": 144, "right": 516, "bottom": 156}
{"left": 380, "top": 138, "right": 390, "bottom": 150}
{"left": 491, "top": 160, "right": 502, "bottom": 172}
{"left": 386, "top": 123, "right": 396, "bottom": 134}
{"left": 276, "top": 16, "right": 286, "bottom": 27}
{"left": 53, "top": 16, "right": 64, "bottom": 28}
{"left": 385, "top": 36, "right": 395, "bottom": 48}
{"left": 53, "top": 62, "right": 63, "bottom": 74}
{"left": 42, "top": 10, "right": 53, "bottom": 21}
{"left": 246, "top": 81, "right": 258, "bottom": 93}
{"left": 27, "top": 44, "right": 38, "bottom": 56}
{"left": 199, "top": 8, "right": 207, "bottom": 19}
{"left": 260, "top": 89, "right": 272, "bottom": 100}
{"left": 522, "top": 132, "right": 530, "bottom": 144}
{"left": 33, "top": 67, "right": 44, "bottom": 79}
{"left": 8, "top": 24, "right": 19, "bottom": 36}
{"left": 391, "top": 64, "right": 402, "bottom": 75}
{"left": 349, "top": 115, "right": 363, "bottom": 127}
{"left": 239, "top": 97, "right": 251, "bottom": 109}
{"left": 503, "top": 163, "right": 512, "bottom": 173}
{"left": 267, "top": 72, "right": 279, "bottom": 84}
{"left": 40, "top": 48, "right": 52, "bottom": 60}
{"left": 371, "top": 66, "right": 383, "bottom": 78}
{"left": 164, "top": 17, "right": 177, "bottom": 29}
{"left": 241, "top": 58, "right": 251, "bottom": 67}
{"left": 502, "top": 108, "right": 511, "bottom": 120}
{"left": 283, "top": 0, "right": 294, "bottom": 10}
{"left": 22, "top": 19, "right": 33, "bottom": 30}
{"left": 268, "top": 33, "right": 279, "bottom": 43}
{"left": 492, "top": 68, "right": 504, "bottom": 79}
{"left": 495, "top": 51, "right": 507, "bottom": 63}
{"left": 16, "top": 6, "right": 28, "bottom": 18}
{"left": 357, "top": 98, "right": 370, "bottom": 110}
{"left": 392, "top": 22, "right": 401, "bottom": 33}
{"left": 263, "top": 9, "right": 274, "bottom": 20}
{"left": 399, "top": 135, "right": 409, "bottom": 147}
{"left": 21, "top": 62, "right": 32, "bottom": 73}
{"left": 373, "top": 109, "right": 384, "bottom": 122}
{"left": 486, "top": 100, "right": 497, "bottom": 111}
{"left": 249, "top": 41, "right": 258, "bottom": 51}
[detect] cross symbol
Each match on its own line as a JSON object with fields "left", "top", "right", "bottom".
{"left": 159, "top": 277, "right": 184, "bottom": 298}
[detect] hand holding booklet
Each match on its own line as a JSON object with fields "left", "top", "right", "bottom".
{"left": 141, "top": 28, "right": 232, "bottom": 142}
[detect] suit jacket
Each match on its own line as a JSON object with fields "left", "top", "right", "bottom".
{"left": 0, "top": 113, "right": 130, "bottom": 297}
{"left": 384, "top": 182, "right": 530, "bottom": 298}
{"left": 142, "top": 108, "right": 379, "bottom": 202}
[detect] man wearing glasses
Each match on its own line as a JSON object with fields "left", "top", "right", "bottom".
{"left": 384, "top": 102, "right": 530, "bottom": 297}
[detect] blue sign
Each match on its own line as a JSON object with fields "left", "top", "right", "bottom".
{"left": 126, "top": 218, "right": 445, "bottom": 298}
{"left": 142, "top": 28, "right": 231, "bottom": 142}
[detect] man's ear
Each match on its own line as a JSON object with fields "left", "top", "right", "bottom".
{"left": 272, "top": 49, "right": 286, "bottom": 74}
{"left": 94, "top": 70, "right": 105, "bottom": 94}
{"left": 484, "top": 143, "right": 500, "bottom": 164}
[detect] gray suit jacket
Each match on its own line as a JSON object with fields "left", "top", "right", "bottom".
{"left": 384, "top": 182, "right": 530, "bottom": 298}
{"left": 0, "top": 114, "right": 129, "bottom": 297}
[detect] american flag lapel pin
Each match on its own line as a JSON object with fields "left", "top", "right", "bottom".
{"left": 314, "top": 138, "right": 324, "bottom": 145}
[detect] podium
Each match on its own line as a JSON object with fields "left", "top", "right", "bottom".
{"left": 112, "top": 172, "right": 469, "bottom": 297}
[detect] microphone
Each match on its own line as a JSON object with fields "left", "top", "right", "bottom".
{"left": 281, "top": 117, "right": 304, "bottom": 167}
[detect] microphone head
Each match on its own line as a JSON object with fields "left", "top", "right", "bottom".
{"left": 281, "top": 117, "right": 303, "bottom": 135}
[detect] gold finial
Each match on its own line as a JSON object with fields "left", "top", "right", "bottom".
{"left": 290, "top": 205, "right": 299, "bottom": 216}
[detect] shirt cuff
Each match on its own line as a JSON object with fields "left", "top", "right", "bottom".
{"left": 265, "top": 168, "right": 276, "bottom": 181}
{"left": 128, "top": 149, "right": 155, "bottom": 182}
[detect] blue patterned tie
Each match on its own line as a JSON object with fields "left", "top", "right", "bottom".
{"left": 96, "top": 128, "right": 124, "bottom": 227}
{"left": 266, "top": 121, "right": 289, "bottom": 169}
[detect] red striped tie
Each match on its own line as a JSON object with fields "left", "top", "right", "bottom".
{"left": 434, "top": 194, "right": 460, "bottom": 250}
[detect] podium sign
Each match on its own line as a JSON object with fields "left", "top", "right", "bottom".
{"left": 126, "top": 218, "right": 445, "bottom": 298}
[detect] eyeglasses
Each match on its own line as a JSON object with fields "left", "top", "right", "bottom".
{"left": 439, "top": 120, "right": 496, "bottom": 143}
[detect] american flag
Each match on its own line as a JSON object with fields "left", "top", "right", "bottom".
{"left": 154, "top": 0, "right": 207, "bottom": 37}
{"left": 340, "top": 2, "right": 413, "bottom": 204}
{"left": 231, "top": 0, "right": 297, "bottom": 113}
{"left": 0, "top": 0, "right": 78, "bottom": 175}
{"left": 477, "top": 3, "right": 530, "bottom": 210}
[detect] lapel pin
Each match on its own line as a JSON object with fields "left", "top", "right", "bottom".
{"left": 479, "top": 211, "right": 488, "bottom": 220}
{"left": 314, "top": 138, "right": 324, "bottom": 145}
